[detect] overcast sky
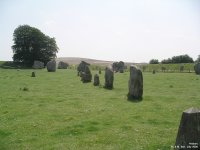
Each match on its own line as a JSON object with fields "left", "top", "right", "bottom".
{"left": 0, "top": 0, "right": 200, "bottom": 62}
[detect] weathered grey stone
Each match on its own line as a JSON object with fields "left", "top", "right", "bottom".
{"left": 128, "top": 65, "right": 143, "bottom": 100}
{"left": 32, "top": 60, "right": 44, "bottom": 69}
{"left": 93, "top": 74, "right": 100, "bottom": 86}
{"left": 77, "top": 61, "right": 90, "bottom": 76}
{"left": 175, "top": 107, "right": 200, "bottom": 150}
{"left": 104, "top": 67, "right": 114, "bottom": 89}
{"left": 81, "top": 65, "right": 92, "bottom": 83}
{"left": 112, "top": 61, "right": 125, "bottom": 73}
{"left": 58, "top": 61, "right": 69, "bottom": 69}
{"left": 119, "top": 68, "right": 124, "bottom": 73}
{"left": 47, "top": 60, "right": 56, "bottom": 72}
{"left": 31, "top": 72, "right": 36, "bottom": 77}
{"left": 194, "top": 63, "right": 200, "bottom": 75}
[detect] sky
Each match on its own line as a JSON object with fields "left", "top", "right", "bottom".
{"left": 0, "top": 0, "right": 200, "bottom": 63}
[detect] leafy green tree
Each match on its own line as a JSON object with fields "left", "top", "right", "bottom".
{"left": 161, "top": 58, "right": 172, "bottom": 64}
{"left": 149, "top": 59, "right": 159, "bottom": 64}
{"left": 171, "top": 54, "right": 193, "bottom": 63}
{"left": 12, "top": 25, "right": 58, "bottom": 66}
{"left": 161, "top": 54, "right": 193, "bottom": 64}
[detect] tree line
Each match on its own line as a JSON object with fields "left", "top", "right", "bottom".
{"left": 149, "top": 55, "right": 200, "bottom": 64}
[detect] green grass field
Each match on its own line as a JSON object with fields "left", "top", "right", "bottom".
{"left": 0, "top": 68, "right": 200, "bottom": 150}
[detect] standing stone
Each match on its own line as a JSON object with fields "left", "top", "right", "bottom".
{"left": 77, "top": 61, "right": 90, "bottom": 76}
{"left": 194, "top": 63, "right": 200, "bottom": 75}
{"left": 93, "top": 74, "right": 100, "bottom": 86}
{"left": 112, "top": 61, "right": 125, "bottom": 73}
{"left": 81, "top": 65, "right": 92, "bottom": 83}
{"left": 47, "top": 60, "right": 56, "bottom": 72}
{"left": 175, "top": 107, "right": 200, "bottom": 150}
{"left": 32, "top": 60, "right": 44, "bottom": 69}
{"left": 31, "top": 72, "right": 36, "bottom": 77}
{"left": 152, "top": 69, "right": 156, "bottom": 74}
{"left": 119, "top": 68, "right": 124, "bottom": 73}
{"left": 118, "top": 61, "right": 125, "bottom": 73}
{"left": 128, "top": 65, "right": 143, "bottom": 100}
{"left": 58, "top": 61, "right": 69, "bottom": 69}
{"left": 104, "top": 67, "right": 114, "bottom": 89}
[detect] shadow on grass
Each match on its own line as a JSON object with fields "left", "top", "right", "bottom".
{"left": 127, "top": 94, "right": 143, "bottom": 103}
{"left": 127, "top": 99, "right": 143, "bottom": 103}
{"left": 0, "top": 61, "right": 31, "bottom": 69}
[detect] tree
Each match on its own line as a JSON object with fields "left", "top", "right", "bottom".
{"left": 161, "top": 54, "right": 194, "bottom": 64}
{"left": 171, "top": 54, "right": 193, "bottom": 63}
{"left": 12, "top": 25, "right": 58, "bottom": 66}
{"left": 161, "top": 58, "right": 172, "bottom": 64}
{"left": 149, "top": 59, "right": 159, "bottom": 64}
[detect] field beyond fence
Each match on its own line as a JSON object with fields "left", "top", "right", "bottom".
{"left": 137, "top": 63, "right": 194, "bottom": 73}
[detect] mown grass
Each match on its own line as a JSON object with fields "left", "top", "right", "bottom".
{"left": 0, "top": 68, "right": 200, "bottom": 150}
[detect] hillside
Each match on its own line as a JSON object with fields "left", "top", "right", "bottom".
{"left": 56, "top": 57, "right": 135, "bottom": 66}
{"left": 56, "top": 57, "right": 114, "bottom": 66}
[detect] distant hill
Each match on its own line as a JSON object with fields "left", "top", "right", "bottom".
{"left": 56, "top": 57, "right": 135, "bottom": 66}
{"left": 0, "top": 58, "right": 145, "bottom": 68}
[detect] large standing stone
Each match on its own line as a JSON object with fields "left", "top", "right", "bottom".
{"left": 175, "top": 107, "right": 200, "bottom": 150}
{"left": 47, "top": 60, "right": 56, "bottom": 72}
{"left": 58, "top": 61, "right": 69, "bottom": 69}
{"left": 81, "top": 65, "right": 92, "bottom": 83}
{"left": 119, "top": 68, "right": 124, "bottom": 73}
{"left": 194, "top": 63, "right": 200, "bottom": 75}
{"left": 93, "top": 74, "right": 100, "bottom": 86}
{"left": 32, "top": 60, "right": 44, "bottom": 69}
{"left": 112, "top": 61, "right": 125, "bottom": 73}
{"left": 104, "top": 67, "right": 114, "bottom": 89}
{"left": 77, "top": 61, "right": 90, "bottom": 76}
{"left": 128, "top": 65, "right": 143, "bottom": 100}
